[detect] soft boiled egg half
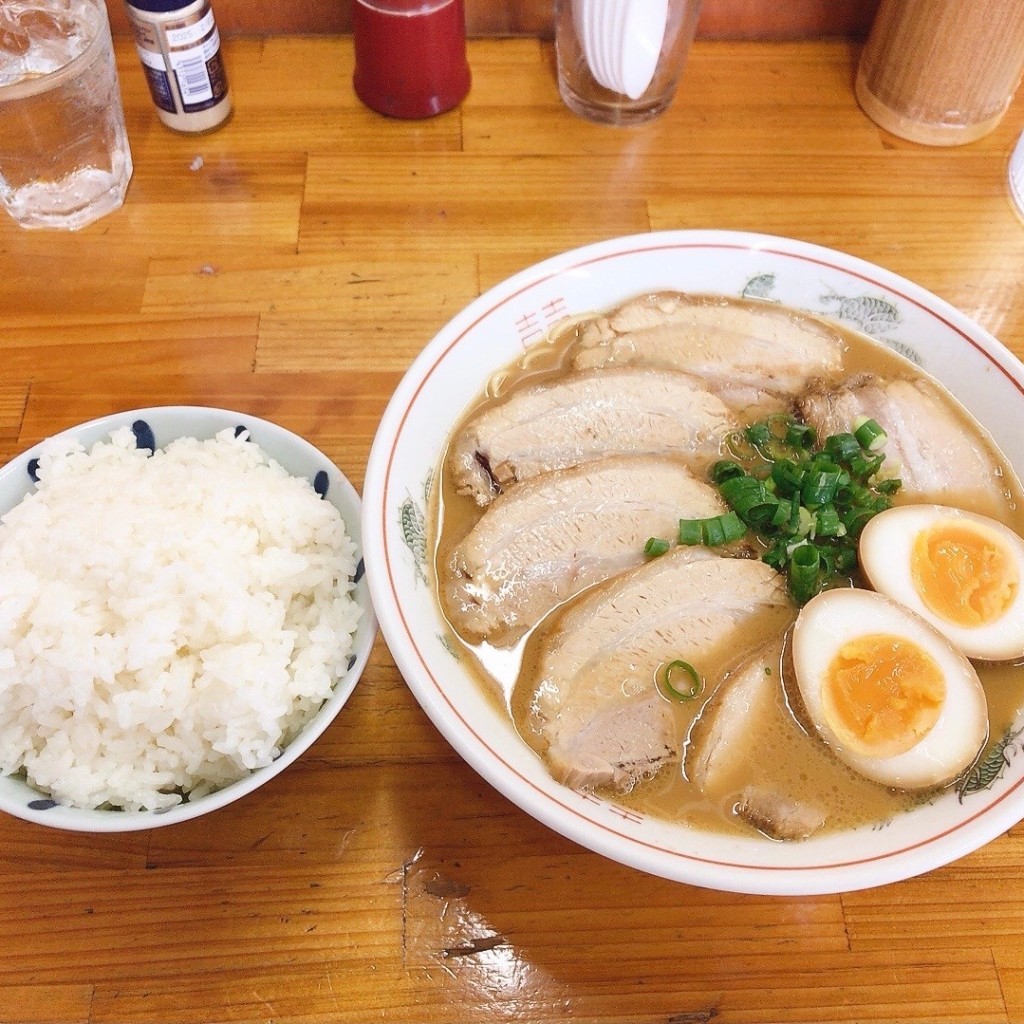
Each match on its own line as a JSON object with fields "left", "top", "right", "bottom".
{"left": 859, "top": 504, "right": 1024, "bottom": 661}
{"left": 792, "top": 589, "right": 987, "bottom": 790}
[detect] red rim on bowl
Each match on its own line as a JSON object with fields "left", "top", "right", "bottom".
{"left": 363, "top": 230, "right": 1024, "bottom": 894}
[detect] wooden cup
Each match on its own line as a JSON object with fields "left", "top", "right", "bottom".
{"left": 855, "top": 0, "right": 1024, "bottom": 146}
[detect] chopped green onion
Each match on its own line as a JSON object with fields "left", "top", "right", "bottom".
{"left": 785, "top": 421, "right": 816, "bottom": 449}
{"left": 795, "top": 505, "right": 814, "bottom": 538}
{"left": 746, "top": 421, "right": 773, "bottom": 448}
{"left": 762, "top": 541, "right": 788, "bottom": 570}
{"left": 678, "top": 511, "right": 746, "bottom": 547}
{"left": 744, "top": 416, "right": 797, "bottom": 460}
{"left": 849, "top": 453, "right": 884, "bottom": 479}
{"left": 726, "top": 430, "right": 758, "bottom": 461}
{"left": 678, "top": 519, "right": 704, "bottom": 545}
{"left": 814, "top": 545, "right": 837, "bottom": 576}
{"left": 853, "top": 416, "right": 888, "bottom": 452}
{"left": 702, "top": 516, "right": 729, "bottom": 547}
{"left": 644, "top": 537, "right": 671, "bottom": 558}
{"left": 842, "top": 508, "right": 876, "bottom": 538}
{"left": 719, "top": 474, "right": 770, "bottom": 517}
{"left": 789, "top": 543, "right": 822, "bottom": 603}
{"left": 702, "top": 413, "right": 901, "bottom": 605}
{"left": 834, "top": 544, "right": 859, "bottom": 572}
{"left": 814, "top": 504, "right": 844, "bottom": 538}
{"left": 823, "top": 432, "right": 861, "bottom": 465}
{"left": 770, "top": 458, "right": 805, "bottom": 498}
{"left": 659, "top": 660, "right": 704, "bottom": 702}
{"left": 785, "top": 498, "right": 803, "bottom": 535}
{"left": 746, "top": 501, "right": 781, "bottom": 530}
{"left": 838, "top": 482, "right": 872, "bottom": 507}
{"left": 770, "top": 498, "right": 793, "bottom": 529}
{"left": 718, "top": 510, "right": 747, "bottom": 543}
{"left": 801, "top": 467, "right": 843, "bottom": 507}
{"left": 711, "top": 459, "right": 745, "bottom": 485}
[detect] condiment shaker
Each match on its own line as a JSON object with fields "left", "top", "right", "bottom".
{"left": 124, "top": 0, "right": 232, "bottom": 133}
{"left": 352, "top": 0, "right": 471, "bottom": 119}
{"left": 855, "top": 0, "right": 1024, "bottom": 146}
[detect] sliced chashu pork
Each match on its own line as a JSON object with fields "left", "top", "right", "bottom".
{"left": 798, "top": 373, "right": 1012, "bottom": 519}
{"left": 570, "top": 293, "right": 844, "bottom": 417}
{"left": 447, "top": 367, "right": 738, "bottom": 506}
{"left": 525, "top": 548, "right": 792, "bottom": 792}
{"left": 688, "top": 640, "right": 826, "bottom": 840}
{"left": 442, "top": 456, "right": 725, "bottom": 647}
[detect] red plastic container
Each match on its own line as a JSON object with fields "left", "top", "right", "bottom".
{"left": 352, "top": 0, "right": 471, "bottom": 119}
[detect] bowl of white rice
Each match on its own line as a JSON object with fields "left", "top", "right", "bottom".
{"left": 0, "top": 406, "right": 375, "bottom": 831}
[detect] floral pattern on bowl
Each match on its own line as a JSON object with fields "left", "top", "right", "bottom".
{"left": 0, "top": 406, "right": 377, "bottom": 832}
{"left": 364, "top": 230, "right": 1024, "bottom": 895}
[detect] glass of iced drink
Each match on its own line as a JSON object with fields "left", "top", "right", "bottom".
{"left": 0, "top": 0, "right": 133, "bottom": 230}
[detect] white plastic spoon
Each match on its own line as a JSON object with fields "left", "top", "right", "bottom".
{"left": 585, "top": 0, "right": 619, "bottom": 93}
{"left": 603, "top": 0, "right": 629, "bottom": 94}
{"left": 619, "top": 0, "right": 670, "bottom": 100}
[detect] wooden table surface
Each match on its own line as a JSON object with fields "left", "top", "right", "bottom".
{"left": 2, "top": 35, "right": 1024, "bottom": 1024}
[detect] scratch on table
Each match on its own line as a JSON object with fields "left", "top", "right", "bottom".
{"left": 440, "top": 933, "right": 506, "bottom": 959}
{"left": 667, "top": 1010, "right": 720, "bottom": 1024}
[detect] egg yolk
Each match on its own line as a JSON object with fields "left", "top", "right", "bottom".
{"left": 911, "top": 521, "right": 1018, "bottom": 628}
{"left": 821, "top": 633, "right": 945, "bottom": 758}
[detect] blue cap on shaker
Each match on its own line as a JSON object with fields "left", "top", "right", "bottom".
{"left": 127, "top": 0, "right": 201, "bottom": 10}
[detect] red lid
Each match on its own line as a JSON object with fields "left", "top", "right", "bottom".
{"left": 352, "top": 0, "right": 471, "bottom": 119}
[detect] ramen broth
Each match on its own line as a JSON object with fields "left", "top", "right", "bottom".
{"left": 430, "top": 295, "right": 1024, "bottom": 840}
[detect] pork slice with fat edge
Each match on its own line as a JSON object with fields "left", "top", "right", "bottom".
{"left": 441, "top": 456, "right": 726, "bottom": 647}
{"left": 523, "top": 549, "right": 792, "bottom": 791}
{"left": 447, "top": 367, "right": 739, "bottom": 506}
{"left": 571, "top": 294, "right": 845, "bottom": 417}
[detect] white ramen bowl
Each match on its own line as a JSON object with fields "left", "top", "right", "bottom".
{"left": 0, "top": 406, "right": 376, "bottom": 832}
{"left": 363, "top": 230, "right": 1024, "bottom": 895}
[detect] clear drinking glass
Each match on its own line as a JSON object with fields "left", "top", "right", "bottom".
{"left": 555, "top": 0, "right": 703, "bottom": 126}
{"left": 1010, "top": 130, "right": 1024, "bottom": 225}
{"left": 0, "top": 0, "right": 133, "bottom": 230}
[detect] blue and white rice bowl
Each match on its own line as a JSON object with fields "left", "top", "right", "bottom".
{"left": 0, "top": 406, "right": 376, "bottom": 832}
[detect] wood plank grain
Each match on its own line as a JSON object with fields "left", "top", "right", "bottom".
{"left": 299, "top": 145, "right": 651, "bottom": 260}
{"left": 0, "top": 316, "right": 258, "bottom": 381}
{"left": 256, "top": 307, "right": 475, "bottom": 376}
{"left": 0, "top": 383, "right": 27, "bottom": 441}
{"left": 1, "top": 32, "right": 1024, "bottom": 1024}
{"left": 9, "top": 764, "right": 1005, "bottom": 1024}
{"left": 464, "top": 42, "right": 884, "bottom": 157}
{"left": 644, "top": 193, "right": 1024, "bottom": 356}
{"left": 75, "top": 928, "right": 1013, "bottom": 1024}
{"left": 14, "top": 371, "right": 398, "bottom": 487}
{"left": 996, "top": 945, "right": 1024, "bottom": 1024}
{"left": 105, "top": 0, "right": 882, "bottom": 40}
{"left": 467, "top": 37, "right": 867, "bottom": 109}
{"left": 137, "top": 255, "right": 478, "bottom": 374}
{"left": 0, "top": 862, "right": 401, "bottom": 985}
{"left": 842, "top": 837, "right": 1024, "bottom": 951}
{"left": 0, "top": 985, "right": 93, "bottom": 1024}
{"left": 223, "top": 38, "right": 463, "bottom": 156}
{"left": 306, "top": 147, "right": 1015, "bottom": 206}
{"left": 0, "top": 245, "right": 148, "bottom": 317}
{"left": 0, "top": 823, "right": 150, "bottom": 872}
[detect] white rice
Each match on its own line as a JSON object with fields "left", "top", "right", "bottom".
{"left": 0, "top": 425, "right": 361, "bottom": 811}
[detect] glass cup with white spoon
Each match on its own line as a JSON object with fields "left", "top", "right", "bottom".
{"left": 555, "top": 0, "right": 704, "bottom": 125}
